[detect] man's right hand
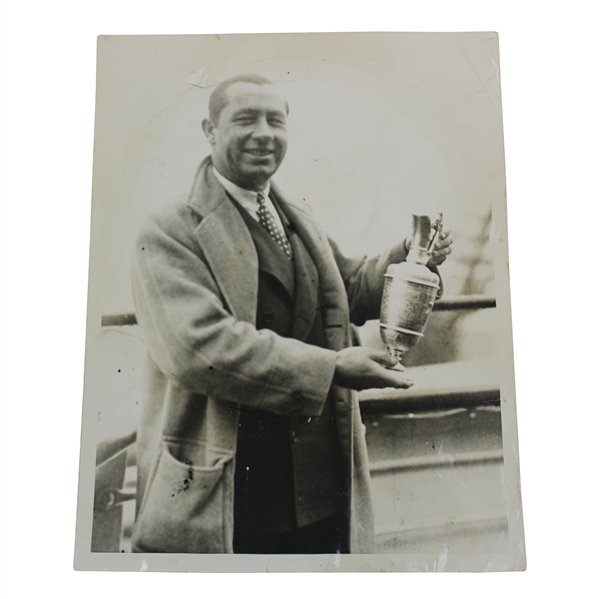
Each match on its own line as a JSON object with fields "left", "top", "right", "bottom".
{"left": 333, "top": 347, "right": 414, "bottom": 391}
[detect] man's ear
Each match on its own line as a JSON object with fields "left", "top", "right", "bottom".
{"left": 202, "top": 119, "right": 216, "bottom": 145}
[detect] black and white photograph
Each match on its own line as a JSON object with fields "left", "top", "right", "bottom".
{"left": 5, "top": 0, "right": 599, "bottom": 594}
{"left": 70, "top": 32, "right": 525, "bottom": 572}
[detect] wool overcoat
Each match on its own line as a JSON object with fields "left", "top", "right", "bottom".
{"left": 130, "top": 157, "right": 409, "bottom": 553}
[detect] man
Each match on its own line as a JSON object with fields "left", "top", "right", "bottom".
{"left": 130, "top": 74, "right": 452, "bottom": 554}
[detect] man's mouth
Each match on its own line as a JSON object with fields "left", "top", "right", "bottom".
{"left": 244, "top": 149, "right": 273, "bottom": 157}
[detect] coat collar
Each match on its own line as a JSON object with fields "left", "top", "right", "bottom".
{"left": 186, "top": 156, "right": 315, "bottom": 221}
{"left": 187, "top": 156, "right": 232, "bottom": 217}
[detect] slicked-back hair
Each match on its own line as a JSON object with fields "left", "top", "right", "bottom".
{"left": 208, "top": 74, "right": 288, "bottom": 124}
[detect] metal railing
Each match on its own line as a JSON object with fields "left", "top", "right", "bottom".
{"left": 100, "top": 295, "right": 496, "bottom": 328}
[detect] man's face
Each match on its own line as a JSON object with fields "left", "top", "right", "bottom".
{"left": 203, "top": 82, "right": 288, "bottom": 190}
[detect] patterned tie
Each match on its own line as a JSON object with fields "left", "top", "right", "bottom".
{"left": 256, "top": 192, "right": 293, "bottom": 260}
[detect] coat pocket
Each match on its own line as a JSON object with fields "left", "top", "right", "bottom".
{"left": 132, "top": 441, "right": 234, "bottom": 553}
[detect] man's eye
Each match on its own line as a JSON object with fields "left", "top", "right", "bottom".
{"left": 234, "top": 117, "right": 255, "bottom": 125}
{"left": 267, "top": 114, "right": 285, "bottom": 127}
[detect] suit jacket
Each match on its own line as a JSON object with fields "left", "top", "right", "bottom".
{"left": 130, "top": 156, "right": 410, "bottom": 553}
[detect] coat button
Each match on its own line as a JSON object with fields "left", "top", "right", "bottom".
{"left": 262, "top": 312, "right": 274, "bottom": 324}
{"left": 292, "top": 390, "right": 302, "bottom": 399}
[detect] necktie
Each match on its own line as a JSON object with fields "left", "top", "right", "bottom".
{"left": 256, "top": 192, "right": 293, "bottom": 260}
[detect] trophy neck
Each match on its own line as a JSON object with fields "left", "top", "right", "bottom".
{"left": 407, "top": 246, "right": 432, "bottom": 265}
{"left": 408, "top": 214, "right": 441, "bottom": 264}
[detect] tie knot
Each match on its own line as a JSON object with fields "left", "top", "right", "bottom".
{"left": 256, "top": 191, "right": 266, "bottom": 205}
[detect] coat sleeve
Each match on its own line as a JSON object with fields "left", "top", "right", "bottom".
{"left": 329, "top": 238, "right": 443, "bottom": 326}
{"left": 131, "top": 207, "right": 336, "bottom": 418}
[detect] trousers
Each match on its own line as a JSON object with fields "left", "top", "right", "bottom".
{"left": 232, "top": 513, "right": 349, "bottom": 554}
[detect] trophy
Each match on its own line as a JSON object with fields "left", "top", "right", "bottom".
{"left": 379, "top": 214, "right": 442, "bottom": 365}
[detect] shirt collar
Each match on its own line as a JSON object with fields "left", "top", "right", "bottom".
{"left": 212, "top": 167, "right": 270, "bottom": 205}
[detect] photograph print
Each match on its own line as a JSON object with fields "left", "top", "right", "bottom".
{"left": 74, "top": 32, "right": 525, "bottom": 572}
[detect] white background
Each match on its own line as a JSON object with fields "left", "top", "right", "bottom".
{"left": 1, "top": 0, "right": 597, "bottom": 595}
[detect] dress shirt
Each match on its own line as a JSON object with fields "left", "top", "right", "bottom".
{"left": 212, "top": 167, "right": 286, "bottom": 233}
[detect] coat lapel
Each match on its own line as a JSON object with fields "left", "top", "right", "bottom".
{"left": 187, "top": 158, "right": 259, "bottom": 325}
{"left": 288, "top": 230, "right": 319, "bottom": 342}
{"left": 271, "top": 182, "right": 351, "bottom": 351}
{"left": 268, "top": 193, "right": 318, "bottom": 341}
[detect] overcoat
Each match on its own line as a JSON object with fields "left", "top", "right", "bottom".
{"left": 130, "top": 157, "right": 409, "bottom": 553}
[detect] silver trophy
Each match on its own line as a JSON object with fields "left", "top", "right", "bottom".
{"left": 379, "top": 214, "right": 442, "bottom": 365}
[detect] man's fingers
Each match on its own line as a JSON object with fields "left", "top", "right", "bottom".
{"left": 367, "top": 351, "right": 413, "bottom": 388}
{"left": 374, "top": 364, "right": 414, "bottom": 389}
{"left": 434, "top": 235, "right": 453, "bottom": 251}
{"left": 431, "top": 236, "right": 453, "bottom": 267}
{"left": 367, "top": 348, "right": 396, "bottom": 367}
{"left": 333, "top": 347, "right": 414, "bottom": 390}
{"left": 432, "top": 246, "right": 452, "bottom": 257}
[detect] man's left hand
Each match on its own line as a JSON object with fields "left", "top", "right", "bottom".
{"left": 428, "top": 230, "right": 453, "bottom": 267}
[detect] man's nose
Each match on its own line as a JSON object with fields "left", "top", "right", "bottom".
{"left": 251, "top": 116, "right": 274, "bottom": 140}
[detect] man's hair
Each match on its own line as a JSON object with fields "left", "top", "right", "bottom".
{"left": 208, "top": 74, "right": 288, "bottom": 124}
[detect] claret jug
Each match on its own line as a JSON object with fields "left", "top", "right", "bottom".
{"left": 379, "top": 214, "right": 442, "bottom": 364}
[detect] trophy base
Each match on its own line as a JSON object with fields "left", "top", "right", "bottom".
{"left": 387, "top": 347, "right": 405, "bottom": 365}
{"left": 380, "top": 324, "right": 422, "bottom": 367}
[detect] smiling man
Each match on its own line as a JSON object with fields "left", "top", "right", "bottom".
{"left": 130, "top": 74, "right": 452, "bottom": 555}
{"left": 202, "top": 76, "right": 289, "bottom": 190}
